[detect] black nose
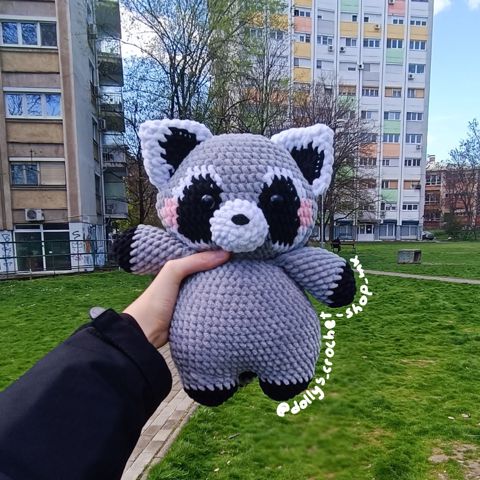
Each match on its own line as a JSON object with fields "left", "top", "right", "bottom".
{"left": 231, "top": 214, "right": 250, "bottom": 225}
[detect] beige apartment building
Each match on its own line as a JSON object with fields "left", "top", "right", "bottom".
{"left": 0, "top": 0, "right": 127, "bottom": 273}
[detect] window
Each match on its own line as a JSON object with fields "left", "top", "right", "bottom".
{"left": 406, "top": 133, "right": 422, "bottom": 144}
{"left": 410, "top": 17, "right": 427, "bottom": 26}
{"left": 5, "top": 92, "right": 61, "bottom": 118}
{"left": 363, "top": 38, "right": 380, "bottom": 48}
{"left": 409, "top": 40, "right": 426, "bottom": 50}
{"left": 392, "top": 17, "right": 404, "bottom": 24}
{"left": 364, "top": 16, "right": 370, "bottom": 22}
{"left": 10, "top": 163, "right": 39, "bottom": 186}
{"left": 404, "top": 180, "right": 421, "bottom": 189}
{"left": 382, "top": 180, "right": 398, "bottom": 189}
{"left": 316, "top": 59, "right": 322, "bottom": 69}
{"left": 362, "top": 87, "right": 379, "bottom": 97}
{"left": 359, "top": 157, "right": 376, "bottom": 166}
{"left": 269, "top": 30, "right": 284, "bottom": 41}
{"left": 385, "top": 87, "right": 402, "bottom": 97}
{"left": 425, "top": 193, "right": 439, "bottom": 204}
{"left": 365, "top": 133, "right": 378, "bottom": 143}
{"left": 339, "top": 85, "right": 356, "bottom": 96}
{"left": 294, "top": 57, "right": 310, "bottom": 67}
{"left": 382, "top": 157, "right": 399, "bottom": 166}
{"left": 409, "top": 63, "right": 425, "bottom": 74}
{"left": 381, "top": 202, "right": 397, "bottom": 211}
{"left": 317, "top": 35, "right": 333, "bottom": 45}
{"left": 426, "top": 174, "right": 442, "bottom": 185}
{"left": 363, "top": 179, "right": 377, "bottom": 189}
{"left": 384, "top": 111, "right": 401, "bottom": 120}
{"left": 402, "top": 203, "right": 419, "bottom": 211}
{"left": 345, "top": 37, "right": 357, "bottom": 47}
{"left": 387, "top": 38, "right": 403, "bottom": 48}
{"left": 0, "top": 21, "right": 57, "bottom": 47}
{"left": 408, "top": 88, "right": 425, "bottom": 98}
{"left": 425, "top": 211, "right": 440, "bottom": 221}
{"left": 297, "top": 33, "right": 311, "bottom": 43}
{"left": 361, "top": 110, "right": 377, "bottom": 120}
{"left": 294, "top": 8, "right": 311, "bottom": 17}
{"left": 383, "top": 133, "right": 400, "bottom": 143}
{"left": 352, "top": 14, "right": 358, "bottom": 22}
{"left": 405, "top": 158, "right": 421, "bottom": 167}
{"left": 406, "top": 112, "right": 423, "bottom": 121}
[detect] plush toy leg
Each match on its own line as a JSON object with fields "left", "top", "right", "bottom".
{"left": 259, "top": 379, "right": 311, "bottom": 401}
{"left": 185, "top": 385, "right": 238, "bottom": 407}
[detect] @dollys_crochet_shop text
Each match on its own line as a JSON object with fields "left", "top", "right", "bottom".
{"left": 276, "top": 255, "right": 372, "bottom": 417}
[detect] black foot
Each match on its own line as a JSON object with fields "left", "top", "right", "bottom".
{"left": 239, "top": 371, "right": 257, "bottom": 387}
{"left": 113, "top": 227, "right": 137, "bottom": 272}
{"left": 259, "top": 379, "right": 310, "bottom": 401}
{"left": 185, "top": 384, "right": 238, "bottom": 407}
{"left": 328, "top": 262, "right": 356, "bottom": 307}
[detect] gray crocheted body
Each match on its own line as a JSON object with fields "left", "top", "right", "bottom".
{"left": 115, "top": 119, "right": 356, "bottom": 406}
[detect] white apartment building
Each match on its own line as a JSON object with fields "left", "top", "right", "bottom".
{"left": 289, "top": 0, "right": 433, "bottom": 240}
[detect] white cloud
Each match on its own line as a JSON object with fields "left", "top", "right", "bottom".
{"left": 434, "top": 0, "right": 452, "bottom": 14}
{"left": 467, "top": 0, "right": 480, "bottom": 9}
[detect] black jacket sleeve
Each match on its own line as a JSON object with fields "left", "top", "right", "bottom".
{"left": 0, "top": 309, "right": 172, "bottom": 480}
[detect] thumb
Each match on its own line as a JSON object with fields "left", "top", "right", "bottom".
{"left": 162, "top": 250, "right": 230, "bottom": 284}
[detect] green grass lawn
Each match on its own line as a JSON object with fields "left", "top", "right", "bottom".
{"left": 0, "top": 271, "right": 151, "bottom": 390}
{"left": 149, "top": 275, "right": 480, "bottom": 480}
{"left": 333, "top": 241, "right": 480, "bottom": 280}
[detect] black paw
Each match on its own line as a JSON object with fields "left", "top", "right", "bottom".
{"left": 259, "top": 378, "right": 310, "bottom": 401}
{"left": 185, "top": 384, "right": 238, "bottom": 407}
{"left": 113, "top": 227, "right": 137, "bottom": 272}
{"left": 328, "top": 262, "right": 356, "bottom": 307}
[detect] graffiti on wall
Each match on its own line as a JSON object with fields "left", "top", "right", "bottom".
{"left": 0, "top": 231, "right": 15, "bottom": 273}
{"left": 69, "top": 224, "right": 106, "bottom": 271}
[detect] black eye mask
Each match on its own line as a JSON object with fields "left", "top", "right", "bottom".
{"left": 258, "top": 175, "right": 301, "bottom": 247}
{"left": 177, "top": 174, "right": 223, "bottom": 243}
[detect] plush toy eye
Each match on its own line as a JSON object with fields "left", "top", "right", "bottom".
{"left": 201, "top": 194, "right": 216, "bottom": 209}
{"left": 269, "top": 194, "right": 284, "bottom": 207}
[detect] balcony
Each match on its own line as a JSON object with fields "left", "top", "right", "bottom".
{"left": 104, "top": 168, "right": 128, "bottom": 219}
{"left": 103, "top": 147, "right": 127, "bottom": 168}
{"left": 100, "top": 92, "right": 125, "bottom": 132}
{"left": 98, "top": 38, "right": 123, "bottom": 87}
{"left": 105, "top": 199, "right": 128, "bottom": 218}
{"left": 96, "top": 0, "right": 122, "bottom": 38}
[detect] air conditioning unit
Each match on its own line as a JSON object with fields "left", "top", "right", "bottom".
{"left": 374, "top": 24, "right": 381, "bottom": 30}
{"left": 340, "top": 46, "right": 346, "bottom": 53}
{"left": 99, "top": 118, "right": 107, "bottom": 131}
{"left": 328, "top": 45, "right": 334, "bottom": 52}
{"left": 388, "top": 0, "right": 395, "bottom": 5}
{"left": 25, "top": 208, "right": 44, "bottom": 222}
{"left": 358, "top": 63, "right": 364, "bottom": 70}
{"left": 87, "top": 24, "right": 97, "bottom": 40}
{"left": 408, "top": 73, "right": 415, "bottom": 80}
{"left": 415, "top": 184, "right": 421, "bottom": 190}
{"left": 416, "top": 144, "right": 421, "bottom": 150}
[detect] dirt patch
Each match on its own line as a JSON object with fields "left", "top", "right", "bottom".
{"left": 429, "top": 443, "right": 480, "bottom": 480}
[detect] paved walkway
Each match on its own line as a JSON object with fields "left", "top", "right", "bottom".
{"left": 121, "top": 344, "right": 197, "bottom": 480}
{"left": 365, "top": 270, "right": 480, "bottom": 285}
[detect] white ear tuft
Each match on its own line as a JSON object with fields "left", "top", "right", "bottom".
{"left": 139, "top": 119, "right": 212, "bottom": 190}
{"left": 271, "top": 124, "right": 334, "bottom": 196}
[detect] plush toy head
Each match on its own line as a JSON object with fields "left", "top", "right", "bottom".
{"left": 139, "top": 119, "right": 334, "bottom": 256}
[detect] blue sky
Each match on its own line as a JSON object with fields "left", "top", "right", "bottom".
{"left": 428, "top": 0, "right": 480, "bottom": 160}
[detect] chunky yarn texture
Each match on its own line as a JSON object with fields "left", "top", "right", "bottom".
{"left": 115, "top": 119, "right": 356, "bottom": 406}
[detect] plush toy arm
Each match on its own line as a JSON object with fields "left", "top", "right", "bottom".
{"left": 272, "top": 247, "right": 356, "bottom": 307}
{"left": 114, "top": 225, "right": 194, "bottom": 274}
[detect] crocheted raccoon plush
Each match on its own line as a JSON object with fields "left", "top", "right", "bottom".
{"left": 115, "top": 119, "right": 356, "bottom": 406}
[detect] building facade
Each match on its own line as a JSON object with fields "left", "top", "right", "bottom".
{"left": 0, "top": 0, "right": 127, "bottom": 274}
{"left": 289, "top": 0, "right": 433, "bottom": 240}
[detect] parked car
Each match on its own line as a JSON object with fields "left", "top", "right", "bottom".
{"left": 422, "top": 231, "right": 435, "bottom": 240}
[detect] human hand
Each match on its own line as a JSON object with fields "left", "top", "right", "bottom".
{"left": 123, "top": 251, "right": 230, "bottom": 348}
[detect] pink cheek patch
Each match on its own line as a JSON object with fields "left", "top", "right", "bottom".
{"left": 298, "top": 199, "right": 314, "bottom": 228}
{"left": 160, "top": 197, "right": 179, "bottom": 229}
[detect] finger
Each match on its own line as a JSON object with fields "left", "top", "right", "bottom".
{"left": 161, "top": 250, "right": 230, "bottom": 284}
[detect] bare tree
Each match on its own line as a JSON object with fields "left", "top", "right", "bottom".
{"left": 445, "top": 118, "right": 480, "bottom": 238}
{"left": 290, "top": 80, "right": 380, "bottom": 239}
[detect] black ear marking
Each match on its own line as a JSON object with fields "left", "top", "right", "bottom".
{"left": 291, "top": 142, "right": 325, "bottom": 186}
{"left": 158, "top": 127, "right": 200, "bottom": 173}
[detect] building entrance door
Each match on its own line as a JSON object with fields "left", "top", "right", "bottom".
{"left": 357, "top": 223, "right": 375, "bottom": 241}
{"left": 15, "top": 232, "right": 44, "bottom": 271}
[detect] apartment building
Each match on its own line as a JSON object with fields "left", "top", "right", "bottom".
{"left": 289, "top": 0, "right": 433, "bottom": 240}
{"left": 0, "top": 0, "right": 127, "bottom": 273}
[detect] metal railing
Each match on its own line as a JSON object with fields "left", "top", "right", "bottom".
{"left": 0, "top": 239, "right": 118, "bottom": 279}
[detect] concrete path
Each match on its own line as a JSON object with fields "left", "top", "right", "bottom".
{"left": 121, "top": 344, "right": 197, "bottom": 480}
{"left": 365, "top": 270, "right": 480, "bottom": 285}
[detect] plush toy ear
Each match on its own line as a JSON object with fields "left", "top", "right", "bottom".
{"left": 139, "top": 119, "right": 213, "bottom": 189}
{"left": 271, "top": 124, "right": 334, "bottom": 196}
